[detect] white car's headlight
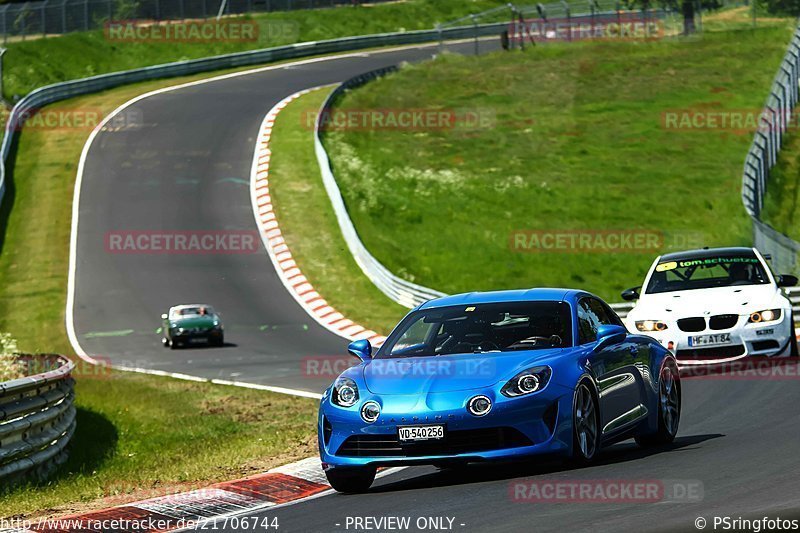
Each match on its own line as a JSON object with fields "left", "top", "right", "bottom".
{"left": 635, "top": 320, "right": 668, "bottom": 332}
{"left": 332, "top": 377, "right": 359, "bottom": 407}
{"left": 749, "top": 309, "right": 782, "bottom": 323}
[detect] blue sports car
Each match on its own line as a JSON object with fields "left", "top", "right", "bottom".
{"left": 318, "top": 288, "right": 681, "bottom": 493}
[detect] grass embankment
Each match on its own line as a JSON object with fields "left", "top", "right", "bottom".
{"left": 2, "top": 0, "right": 511, "bottom": 99}
{"left": 0, "top": 73, "right": 319, "bottom": 518}
{"left": 268, "top": 87, "right": 408, "bottom": 334}
{"left": 323, "top": 26, "right": 794, "bottom": 302}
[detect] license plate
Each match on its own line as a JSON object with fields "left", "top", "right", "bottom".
{"left": 398, "top": 425, "right": 445, "bottom": 442}
{"left": 189, "top": 337, "right": 208, "bottom": 344}
{"left": 688, "top": 333, "right": 731, "bottom": 347}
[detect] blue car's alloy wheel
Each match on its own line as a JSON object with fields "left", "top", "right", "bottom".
{"left": 661, "top": 365, "right": 680, "bottom": 437}
{"left": 572, "top": 383, "right": 598, "bottom": 462}
{"left": 637, "top": 363, "right": 681, "bottom": 447}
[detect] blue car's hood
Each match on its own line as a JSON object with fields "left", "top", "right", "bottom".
{"left": 363, "top": 349, "right": 565, "bottom": 395}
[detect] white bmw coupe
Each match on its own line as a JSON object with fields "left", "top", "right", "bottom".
{"left": 622, "top": 247, "right": 798, "bottom": 365}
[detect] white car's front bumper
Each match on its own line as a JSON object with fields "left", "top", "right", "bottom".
{"left": 635, "top": 312, "right": 795, "bottom": 366}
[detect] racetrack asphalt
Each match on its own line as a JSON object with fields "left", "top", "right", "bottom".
{"left": 70, "top": 40, "right": 498, "bottom": 394}
{"left": 215, "top": 374, "right": 800, "bottom": 532}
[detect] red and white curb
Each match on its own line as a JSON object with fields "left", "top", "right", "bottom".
{"left": 0, "top": 458, "right": 401, "bottom": 532}
{"left": 249, "top": 88, "right": 387, "bottom": 346}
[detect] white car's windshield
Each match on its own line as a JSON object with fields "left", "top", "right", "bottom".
{"left": 376, "top": 301, "right": 573, "bottom": 359}
{"left": 645, "top": 253, "right": 770, "bottom": 294}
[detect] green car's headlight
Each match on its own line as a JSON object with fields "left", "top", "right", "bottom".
{"left": 501, "top": 366, "right": 552, "bottom": 397}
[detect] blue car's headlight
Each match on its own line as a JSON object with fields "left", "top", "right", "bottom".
{"left": 501, "top": 366, "right": 552, "bottom": 397}
{"left": 332, "top": 377, "right": 359, "bottom": 407}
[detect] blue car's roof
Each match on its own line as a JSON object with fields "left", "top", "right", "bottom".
{"left": 417, "top": 288, "right": 587, "bottom": 310}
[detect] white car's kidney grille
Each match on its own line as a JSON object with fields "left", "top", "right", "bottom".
{"left": 677, "top": 317, "right": 706, "bottom": 332}
{"left": 709, "top": 314, "right": 738, "bottom": 330}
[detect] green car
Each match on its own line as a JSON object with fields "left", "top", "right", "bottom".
{"left": 161, "top": 304, "right": 224, "bottom": 349}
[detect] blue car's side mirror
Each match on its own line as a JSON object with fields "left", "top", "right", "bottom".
{"left": 348, "top": 339, "right": 372, "bottom": 362}
{"left": 594, "top": 324, "right": 627, "bottom": 351}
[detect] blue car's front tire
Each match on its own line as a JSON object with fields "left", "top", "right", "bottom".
{"left": 326, "top": 466, "right": 376, "bottom": 493}
{"left": 570, "top": 381, "right": 600, "bottom": 464}
{"left": 636, "top": 361, "right": 680, "bottom": 447}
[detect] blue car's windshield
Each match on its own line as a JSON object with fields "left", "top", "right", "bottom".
{"left": 376, "top": 301, "right": 572, "bottom": 359}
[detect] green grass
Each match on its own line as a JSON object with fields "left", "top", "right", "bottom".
{"left": 269, "top": 87, "right": 408, "bottom": 335}
{"left": 0, "top": 73, "right": 321, "bottom": 518}
{"left": 324, "top": 27, "right": 794, "bottom": 303}
{"left": 2, "top": 0, "right": 511, "bottom": 99}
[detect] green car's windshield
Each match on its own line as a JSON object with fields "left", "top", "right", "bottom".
{"left": 170, "top": 306, "right": 217, "bottom": 319}
{"left": 376, "top": 301, "right": 573, "bottom": 359}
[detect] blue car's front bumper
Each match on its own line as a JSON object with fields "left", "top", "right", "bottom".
{"left": 319, "top": 383, "right": 575, "bottom": 469}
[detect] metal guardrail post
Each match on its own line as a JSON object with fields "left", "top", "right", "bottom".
{"left": 471, "top": 14, "right": 479, "bottom": 55}
{"left": 61, "top": 0, "right": 67, "bottom": 35}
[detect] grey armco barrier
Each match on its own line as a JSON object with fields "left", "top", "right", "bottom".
{"left": 314, "top": 65, "right": 447, "bottom": 309}
{"left": 0, "top": 354, "right": 76, "bottom": 484}
{"left": 0, "top": 21, "right": 510, "bottom": 209}
{"left": 740, "top": 23, "right": 800, "bottom": 276}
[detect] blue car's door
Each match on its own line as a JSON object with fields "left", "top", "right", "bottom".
{"left": 577, "top": 298, "right": 646, "bottom": 436}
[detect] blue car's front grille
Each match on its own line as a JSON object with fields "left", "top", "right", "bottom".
{"left": 336, "top": 427, "right": 533, "bottom": 458}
